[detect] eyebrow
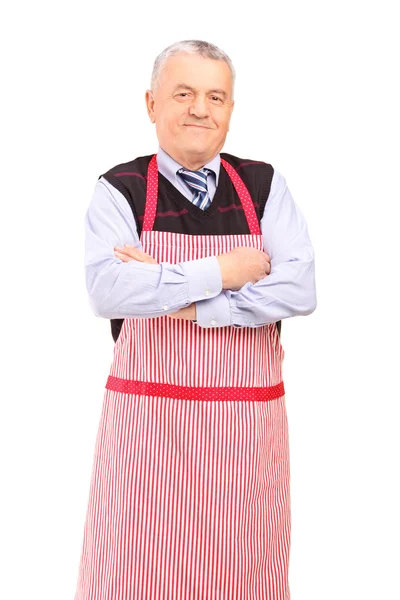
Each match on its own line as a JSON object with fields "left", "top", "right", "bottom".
{"left": 173, "top": 84, "right": 227, "bottom": 98}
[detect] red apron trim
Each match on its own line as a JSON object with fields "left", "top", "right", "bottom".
{"left": 106, "top": 375, "right": 285, "bottom": 402}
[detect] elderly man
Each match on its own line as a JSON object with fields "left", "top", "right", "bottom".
{"left": 75, "top": 40, "right": 316, "bottom": 600}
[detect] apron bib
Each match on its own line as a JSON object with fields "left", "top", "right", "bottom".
{"left": 75, "top": 155, "right": 291, "bottom": 600}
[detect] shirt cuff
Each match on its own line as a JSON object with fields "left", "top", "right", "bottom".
{"left": 195, "top": 292, "right": 231, "bottom": 328}
{"left": 180, "top": 256, "right": 222, "bottom": 302}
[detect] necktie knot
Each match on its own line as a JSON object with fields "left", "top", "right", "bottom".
{"left": 177, "top": 167, "right": 212, "bottom": 210}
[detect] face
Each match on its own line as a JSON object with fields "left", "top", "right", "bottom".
{"left": 145, "top": 53, "right": 235, "bottom": 170}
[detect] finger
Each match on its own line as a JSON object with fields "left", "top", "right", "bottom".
{"left": 114, "top": 248, "right": 158, "bottom": 265}
{"left": 128, "top": 247, "right": 157, "bottom": 264}
{"left": 114, "top": 246, "right": 147, "bottom": 261}
{"left": 140, "top": 253, "right": 158, "bottom": 264}
{"left": 123, "top": 245, "right": 147, "bottom": 259}
{"left": 144, "top": 255, "right": 158, "bottom": 264}
{"left": 253, "top": 272, "right": 264, "bottom": 283}
{"left": 116, "top": 244, "right": 143, "bottom": 255}
{"left": 114, "top": 245, "right": 139, "bottom": 257}
{"left": 263, "top": 259, "right": 271, "bottom": 274}
{"left": 114, "top": 250, "right": 133, "bottom": 262}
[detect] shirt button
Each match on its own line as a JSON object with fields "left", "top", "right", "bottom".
{"left": 211, "top": 319, "right": 217, "bottom": 326}
{"left": 250, "top": 322, "right": 255, "bottom": 326}
{"left": 163, "top": 304, "right": 168, "bottom": 310}
{"left": 205, "top": 289, "right": 210, "bottom": 296}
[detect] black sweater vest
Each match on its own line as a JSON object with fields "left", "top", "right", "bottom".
{"left": 100, "top": 152, "right": 280, "bottom": 342}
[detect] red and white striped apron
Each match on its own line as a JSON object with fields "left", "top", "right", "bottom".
{"left": 75, "top": 155, "right": 291, "bottom": 600}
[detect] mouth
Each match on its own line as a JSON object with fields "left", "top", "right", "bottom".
{"left": 184, "top": 124, "right": 211, "bottom": 129}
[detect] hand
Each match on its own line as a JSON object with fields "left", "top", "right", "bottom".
{"left": 168, "top": 303, "right": 196, "bottom": 321}
{"left": 114, "top": 244, "right": 158, "bottom": 264}
{"left": 216, "top": 246, "right": 271, "bottom": 290}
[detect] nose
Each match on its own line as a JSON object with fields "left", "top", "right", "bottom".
{"left": 188, "top": 94, "right": 210, "bottom": 119}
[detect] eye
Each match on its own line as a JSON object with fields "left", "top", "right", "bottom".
{"left": 211, "top": 96, "right": 223, "bottom": 103}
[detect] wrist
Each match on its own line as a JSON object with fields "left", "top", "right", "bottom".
{"left": 216, "top": 255, "right": 229, "bottom": 290}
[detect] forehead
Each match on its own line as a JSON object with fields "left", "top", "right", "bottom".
{"left": 159, "top": 53, "right": 233, "bottom": 95}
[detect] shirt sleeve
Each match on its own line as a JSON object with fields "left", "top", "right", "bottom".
{"left": 85, "top": 178, "right": 222, "bottom": 319}
{"left": 195, "top": 169, "right": 317, "bottom": 328}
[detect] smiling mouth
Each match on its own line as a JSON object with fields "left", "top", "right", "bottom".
{"left": 184, "top": 124, "right": 210, "bottom": 129}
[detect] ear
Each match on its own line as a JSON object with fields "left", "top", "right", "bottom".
{"left": 227, "top": 100, "right": 235, "bottom": 131}
{"left": 145, "top": 90, "right": 156, "bottom": 123}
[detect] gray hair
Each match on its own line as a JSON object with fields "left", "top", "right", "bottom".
{"left": 150, "top": 40, "right": 236, "bottom": 99}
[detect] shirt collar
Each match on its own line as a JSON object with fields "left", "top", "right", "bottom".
{"left": 156, "top": 145, "right": 221, "bottom": 185}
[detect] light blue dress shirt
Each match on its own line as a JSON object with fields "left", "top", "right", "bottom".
{"left": 84, "top": 145, "right": 317, "bottom": 328}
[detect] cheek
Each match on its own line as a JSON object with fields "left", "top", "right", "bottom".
{"left": 163, "top": 107, "right": 187, "bottom": 129}
{"left": 155, "top": 105, "right": 185, "bottom": 129}
{"left": 211, "top": 109, "right": 231, "bottom": 131}
{"left": 215, "top": 117, "right": 230, "bottom": 134}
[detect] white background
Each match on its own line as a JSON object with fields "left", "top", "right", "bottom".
{"left": 1, "top": 1, "right": 399, "bottom": 598}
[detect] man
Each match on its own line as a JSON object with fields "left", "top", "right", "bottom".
{"left": 75, "top": 40, "right": 316, "bottom": 600}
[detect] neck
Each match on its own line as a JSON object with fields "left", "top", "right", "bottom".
{"left": 165, "top": 149, "right": 217, "bottom": 171}
{"left": 180, "top": 159, "right": 206, "bottom": 170}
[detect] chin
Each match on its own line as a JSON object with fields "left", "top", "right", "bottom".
{"left": 185, "top": 139, "right": 212, "bottom": 153}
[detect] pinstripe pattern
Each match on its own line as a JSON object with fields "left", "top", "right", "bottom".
{"left": 75, "top": 155, "right": 291, "bottom": 599}
{"left": 75, "top": 390, "right": 291, "bottom": 600}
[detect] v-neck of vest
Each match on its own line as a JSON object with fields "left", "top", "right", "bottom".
{"left": 158, "top": 166, "right": 228, "bottom": 219}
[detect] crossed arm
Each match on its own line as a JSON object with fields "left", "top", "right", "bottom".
{"left": 84, "top": 174, "right": 316, "bottom": 328}
{"left": 113, "top": 245, "right": 272, "bottom": 321}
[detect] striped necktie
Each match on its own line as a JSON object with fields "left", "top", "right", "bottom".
{"left": 177, "top": 167, "right": 212, "bottom": 210}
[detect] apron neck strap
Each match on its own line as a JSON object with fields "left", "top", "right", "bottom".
{"left": 220, "top": 158, "right": 261, "bottom": 235}
{"left": 142, "top": 154, "right": 159, "bottom": 232}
